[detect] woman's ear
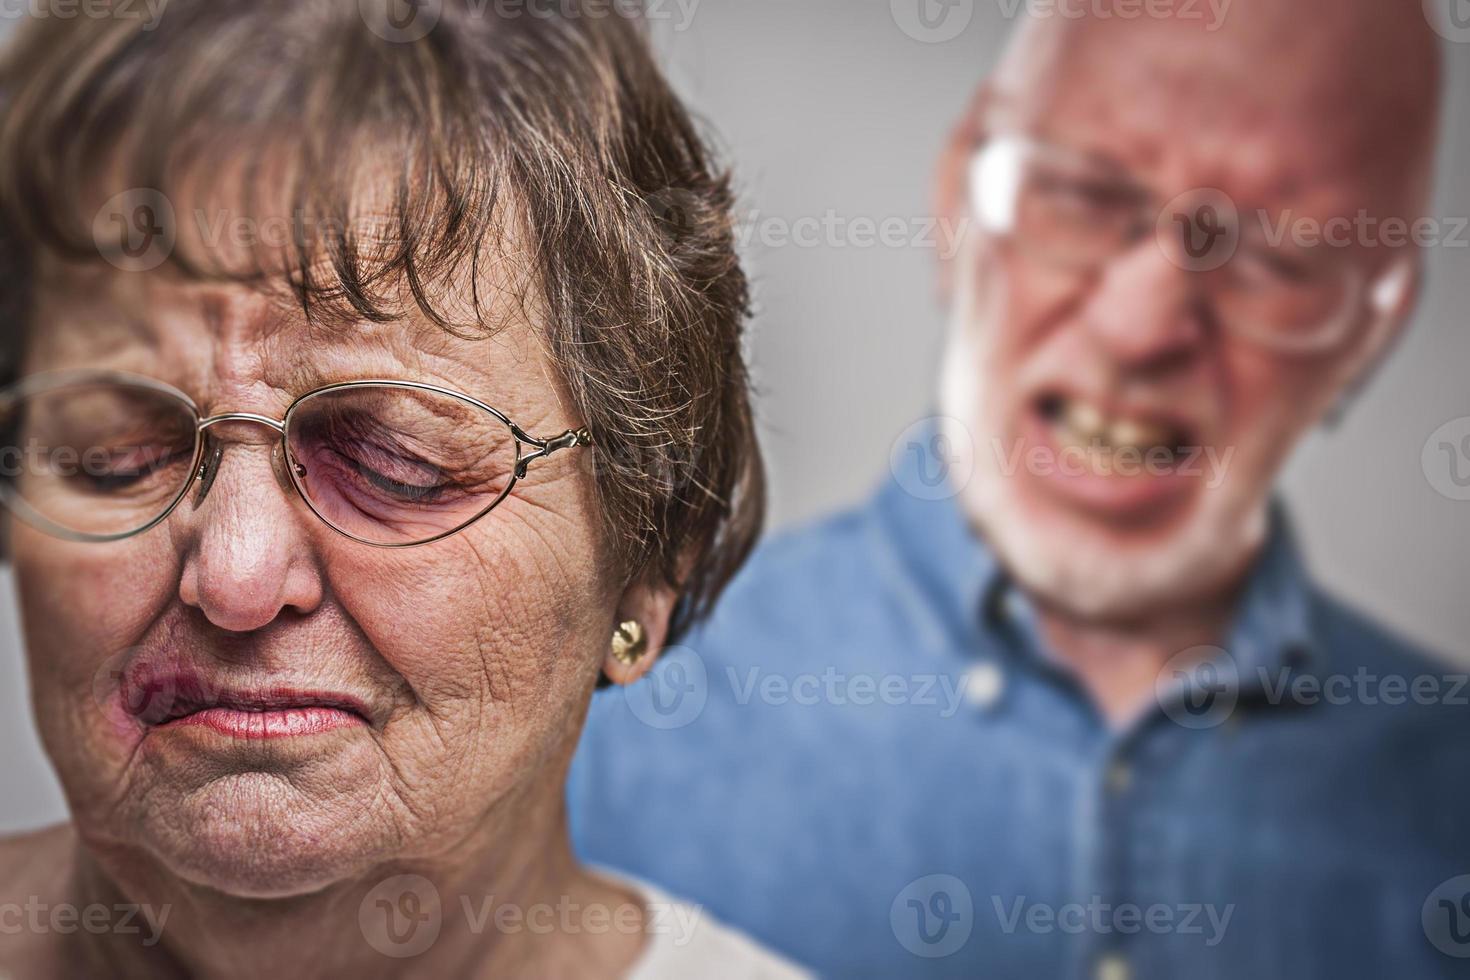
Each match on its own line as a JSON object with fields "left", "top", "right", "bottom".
{"left": 601, "top": 577, "right": 680, "bottom": 686}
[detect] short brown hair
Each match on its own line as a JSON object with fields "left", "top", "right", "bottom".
{"left": 0, "top": 0, "right": 764, "bottom": 640}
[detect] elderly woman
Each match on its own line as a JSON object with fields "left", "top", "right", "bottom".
{"left": 0, "top": 2, "right": 796, "bottom": 977}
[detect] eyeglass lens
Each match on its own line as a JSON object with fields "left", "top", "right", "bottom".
{"left": 0, "top": 378, "right": 522, "bottom": 546}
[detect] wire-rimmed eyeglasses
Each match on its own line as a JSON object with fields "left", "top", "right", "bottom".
{"left": 0, "top": 370, "right": 593, "bottom": 547}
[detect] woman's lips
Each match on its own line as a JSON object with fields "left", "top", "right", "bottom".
{"left": 165, "top": 705, "right": 366, "bottom": 739}
{"left": 122, "top": 673, "right": 371, "bottom": 738}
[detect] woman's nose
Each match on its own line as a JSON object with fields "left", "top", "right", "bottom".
{"left": 175, "top": 441, "right": 326, "bottom": 633}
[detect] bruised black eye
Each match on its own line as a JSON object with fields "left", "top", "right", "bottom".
{"left": 282, "top": 384, "right": 520, "bottom": 545}
{"left": 84, "top": 448, "right": 194, "bottom": 494}
{"left": 335, "top": 441, "right": 452, "bottom": 505}
{"left": 292, "top": 412, "right": 458, "bottom": 507}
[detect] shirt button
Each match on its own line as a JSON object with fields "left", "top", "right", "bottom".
{"left": 1106, "top": 761, "right": 1132, "bottom": 794}
{"left": 963, "top": 662, "right": 1006, "bottom": 711}
{"left": 1095, "top": 953, "right": 1131, "bottom": 980}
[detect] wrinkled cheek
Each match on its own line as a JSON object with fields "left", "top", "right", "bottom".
{"left": 12, "top": 529, "right": 179, "bottom": 797}
{"left": 332, "top": 516, "right": 603, "bottom": 690}
{"left": 974, "top": 244, "right": 1075, "bottom": 337}
{"left": 1222, "top": 356, "right": 1320, "bottom": 478}
{"left": 321, "top": 525, "right": 607, "bottom": 814}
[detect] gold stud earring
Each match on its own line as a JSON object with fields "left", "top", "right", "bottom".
{"left": 610, "top": 620, "right": 648, "bottom": 667}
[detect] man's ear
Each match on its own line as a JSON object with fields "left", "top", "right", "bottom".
{"left": 934, "top": 87, "right": 990, "bottom": 303}
{"left": 1333, "top": 254, "right": 1421, "bottom": 418}
{"left": 601, "top": 576, "right": 680, "bottom": 687}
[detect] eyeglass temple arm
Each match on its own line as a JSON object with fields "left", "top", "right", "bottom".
{"left": 513, "top": 427, "right": 593, "bottom": 479}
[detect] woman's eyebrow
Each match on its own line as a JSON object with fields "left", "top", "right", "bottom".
{"left": 113, "top": 314, "right": 166, "bottom": 350}
{"left": 53, "top": 310, "right": 165, "bottom": 359}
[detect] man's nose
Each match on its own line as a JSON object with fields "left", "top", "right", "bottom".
{"left": 175, "top": 438, "right": 325, "bottom": 633}
{"left": 1076, "top": 242, "right": 1209, "bottom": 373}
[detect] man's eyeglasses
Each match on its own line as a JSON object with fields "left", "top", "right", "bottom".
{"left": 968, "top": 133, "right": 1411, "bottom": 353}
{"left": 0, "top": 371, "right": 592, "bottom": 547}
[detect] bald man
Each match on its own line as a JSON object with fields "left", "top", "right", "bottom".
{"left": 571, "top": 2, "right": 1468, "bottom": 976}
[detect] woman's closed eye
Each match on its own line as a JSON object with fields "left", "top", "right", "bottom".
{"left": 342, "top": 450, "right": 452, "bottom": 504}
{"left": 77, "top": 445, "right": 194, "bottom": 494}
{"left": 319, "top": 438, "right": 458, "bottom": 505}
{"left": 88, "top": 458, "right": 188, "bottom": 493}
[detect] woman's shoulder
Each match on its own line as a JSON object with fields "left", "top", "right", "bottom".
{"left": 0, "top": 822, "right": 76, "bottom": 899}
{"left": 0, "top": 823, "right": 79, "bottom": 975}
{"left": 615, "top": 875, "right": 812, "bottom": 980}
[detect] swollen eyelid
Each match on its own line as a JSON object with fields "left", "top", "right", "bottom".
{"left": 355, "top": 465, "right": 448, "bottom": 502}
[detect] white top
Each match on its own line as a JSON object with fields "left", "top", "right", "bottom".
{"left": 612, "top": 874, "right": 812, "bottom": 980}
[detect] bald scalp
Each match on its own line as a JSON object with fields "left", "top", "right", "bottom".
{"left": 989, "top": 0, "right": 1443, "bottom": 214}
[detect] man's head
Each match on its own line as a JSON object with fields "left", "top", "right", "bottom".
{"left": 936, "top": 0, "right": 1443, "bottom": 621}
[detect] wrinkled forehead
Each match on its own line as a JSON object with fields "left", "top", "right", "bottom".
{"left": 986, "top": 6, "right": 1439, "bottom": 219}
{"left": 26, "top": 260, "right": 499, "bottom": 397}
{"left": 22, "top": 137, "right": 541, "bottom": 397}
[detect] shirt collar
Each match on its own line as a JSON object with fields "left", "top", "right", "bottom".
{"left": 871, "top": 422, "right": 1321, "bottom": 678}
{"left": 1222, "top": 505, "right": 1322, "bottom": 685}
{"left": 871, "top": 436, "right": 1005, "bottom": 654}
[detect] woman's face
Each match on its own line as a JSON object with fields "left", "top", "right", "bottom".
{"left": 12, "top": 254, "right": 636, "bottom": 898}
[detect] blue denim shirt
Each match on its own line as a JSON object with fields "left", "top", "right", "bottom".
{"left": 569, "top": 450, "right": 1470, "bottom": 979}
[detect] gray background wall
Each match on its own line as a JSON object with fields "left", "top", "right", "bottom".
{"left": 2, "top": 0, "right": 1467, "bottom": 833}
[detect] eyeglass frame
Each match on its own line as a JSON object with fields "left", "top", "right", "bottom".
{"left": 0, "top": 369, "right": 594, "bottom": 548}
{"left": 966, "top": 130, "right": 1413, "bottom": 355}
